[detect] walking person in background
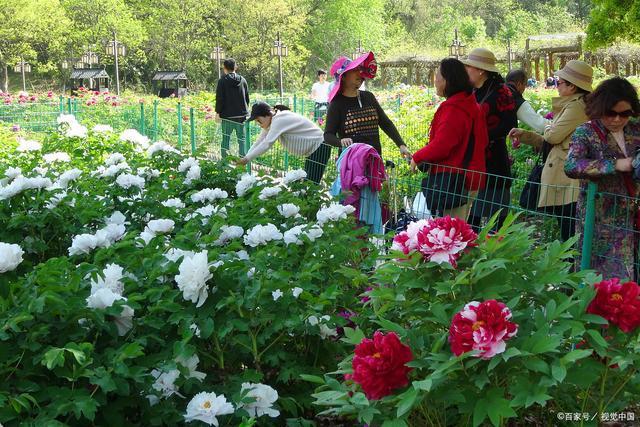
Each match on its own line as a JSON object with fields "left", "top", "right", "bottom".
{"left": 410, "top": 58, "right": 489, "bottom": 220}
{"left": 461, "top": 48, "right": 518, "bottom": 231}
{"left": 236, "top": 102, "right": 332, "bottom": 184}
{"left": 509, "top": 60, "right": 592, "bottom": 242}
{"left": 216, "top": 58, "right": 250, "bottom": 158}
{"left": 324, "top": 51, "right": 412, "bottom": 161}
{"left": 310, "top": 69, "right": 331, "bottom": 122}
{"left": 506, "top": 69, "right": 549, "bottom": 133}
{"left": 565, "top": 77, "right": 640, "bottom": 280}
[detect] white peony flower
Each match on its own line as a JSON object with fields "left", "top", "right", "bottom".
{"left": 147, "top": 140, "right": 179, "bottom": 156}
{"left": 184, "top": 392, "right": 234, "bottom": 426}
{"left": 214, "top": 225, "right": 244, "bottom": 246}
{"left": 96, "top": 223, "right": 126, "bottom": 245}
{"left": 151, "top": 369, "right": 182, "bottom": 398}
{"left": 176, "top": 354, "right": 206, "bottom": 381}
{"left": 259, "top": 208, "right": 266, "bottom": 214}
{"left": 239, "top": 382, "right": 280, "bottom": 418}
{"left": 189, "top": 323, "right": 201, "bottom": 337}
{"left": 283, "top": 226, "right": 304, "bottom": 246}
{"left": 316, "top": 203, "right": 356, "bottom": 225}
{"left": 90, "top": 263, "right": 125, "bottom": 295}
{"left": 92, "top": 124, "right": 113, "bottom": 133}
{"left": 319, "top": 324, "right": 338, "bottom": 339}
{"left": 65, "top": 123, "right": 88, "bottom": 138}
{"left": 191, "top": 188, "right": 228, "bottom": 203}
{"left": 0, "top": 242, "right": 24, "bottom": 273}
{"left": 282, "top": 169, "right": 307, "bottom": 184}
{"left": 0, "top": 176, "right": 53, "bottom": 200}
{"left": 271, "top": 289, "right": 283, "bottom": 301}
{"left": 104, "top": 153, "right": 126, "bottom": 166}
{"left": 235, "top": 250, "right": 250, "bottom": 261}
{"left": 16, "top": 138, "right": 42, "bottom": 152}
{"left": 105, "top": 211, "right": 127, "bottom": 226}
{"left": 147, "top": 219, "right": 175, "bottom": 234}
{"left": 45, "top": 190, "right": 68, "bottom": 209}
{"left": 236, "top": 173, "right": 257, "bottom": 197}
{"left": 55, "top": 168, "right": 82, "bottom": 188}
{"left": 162, "top": 198, "right": 186, "bottom": 209}
{"left": 258, "top": 186, "right": 281, "bottom": 200}
{"left": 277, "top": 203, "right": 300, "bottom": 218}
{"left": 292, "top": 287, "right": 303, "bottom": 298}
{"left": 4, "top": 167, "right": 21, "bottom": 180}
{"left": 119, "top": 129, "right": 150, "bottom": 149}
{"left": 138, "top": 230, "right": 156, "bottom": 246}
{"left": 243, "top": 224, "right": 283, "bottom": 247}
{"left": 247, "top": 267, "right": 255, "bottom": 278}
{"left": 178, "top": 157, "right": 199, "bottom": 173}
{"left": 57, "top": 114, "right": 77, "bottom": 126}
{"left": 304, "top": 225, "right": 324, "bottom": 241}
{"left": 43, "top": 152, "right": 71, "bottom": 163}
{"left": 69, "top": 234, "right": 99, "bottom": 256}
{"left": 165, "top": 248, "right": 196, "bottom": 263}
{"left": 175, "top": 251, "right": 212, "bottom": 307}
{"left": 185, "top": 164, "right": 201, "bottom": 184}
{"left": 116, "top": 173, "right": 145, "bottom": 190}
{"left": 99, "top": 162, "right": 131, "bottom": 178}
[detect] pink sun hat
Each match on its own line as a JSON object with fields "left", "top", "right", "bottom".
{"left": 327, "top": 51, "right": 377, "bottom": 103}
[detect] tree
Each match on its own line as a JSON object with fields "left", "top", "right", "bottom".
{"left": 586, "top": 0, "right": 638, "bottom": 47}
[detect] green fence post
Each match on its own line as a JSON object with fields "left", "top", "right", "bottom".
{"left": 293, "top": 94, "right": 297, "bottom": 113}
{"left": 59, "top": 95, "right": 64, "bottom": 114}
{"left": 244, "top": 121, "right": 251, "bottom": 173}
{"left": 283, "top": 151, "right": 289, "bottom": 171}
{"left": 580, "top": 181, "right": 598, "bottom": 271}
{"left": 190, "top": 107, "right": 196, "bottom": 155}
{"left": 139, "top": 102, "right": 146, "bottom": 135}
{"left": 67, "top": 97, "right": 72, "bottom": 115}
{"left": 301, "top": 97, "right": 305, "bottom": 116}
{"left": 153, "top": 100, "right": 158, "bottom": 142}
{"left": 396, "top": 94, "right": 401, "bottom": 112}
{"left": 177, "top": 102, "right": 183, "bottom": 150}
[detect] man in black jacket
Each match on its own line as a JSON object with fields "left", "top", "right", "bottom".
{"left": 216, "top": 58, "right": 250, "bottom": 158}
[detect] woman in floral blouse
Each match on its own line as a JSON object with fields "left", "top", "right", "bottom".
{"left": 565, "top": 77, "right": 640, "bottom": 280}
{"left": 462, "top": 48, "right": 518, "bottom": 231}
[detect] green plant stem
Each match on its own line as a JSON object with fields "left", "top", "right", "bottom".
{"left": 5, "top": 349, "right": 25, "bottom": 381}
{"left": 604, "top": 369, "right": 636, "bottom": 409}
{"left": 212, "top": 335, "right": 225, "bottom": 369}
{"left": 579, "top": 384, "right": 591, "bottom": 427}
{"left": 258, "top": 330, "right": 287, "bottom": 359}
{"left": 598, "top": 363, "right": 609, "bottom": 414}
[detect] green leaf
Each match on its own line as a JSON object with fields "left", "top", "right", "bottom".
{"left": 561, "top": 349, "right": 593, "bottom": 364}
{"left": 382, "top": 420, "right": 408, "bottom": 427}
{"left": 586, "top": 329, "right": 609, "bottom": 348}
{"left": 374, "top": 318, "right": 406, "bottom": 337}
{"left": 299, "top": 374, "right": 325, "bottom": 385}
{"left": 342, "top": 327, "right": 365, "bottom": 346}
{"left": 42, "top": 348, "right": 65, "bottom": 370}
{"left": 350, "top": 392, "right": 369, "bottom": 407}
{"left": 412, "top": 379, "right": 432, "bottom": 392}
{"left": 523, "top": 357, "right": 548, "bottom": 374}
{"left": 396, "top": 387, "right": 418, "bottom": 418}
{"left": 551, "top": 363, "right": 567, "bottom": 383}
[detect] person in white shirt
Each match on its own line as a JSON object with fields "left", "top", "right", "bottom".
{"left": 506, "top": 69, "right": 549, "bottom": 134}
{"left": 310, "top": 69, "right": 331, "bottom": 121}
{"left": 237, "top": 102, "right": 333, "bottom": 184}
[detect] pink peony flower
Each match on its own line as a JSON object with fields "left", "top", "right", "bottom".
{"left": 449, "top": 300, "right": 518, "bottom": 359}
{"left": 587, "top": 278, "right": 640, "bottom": 333}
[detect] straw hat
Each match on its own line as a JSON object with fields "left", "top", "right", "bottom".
{"left": 460, "top": 48, "right": 499, "bottom": 73}
{"left": 555, "top": 60, "right": 593, "bottom": 92}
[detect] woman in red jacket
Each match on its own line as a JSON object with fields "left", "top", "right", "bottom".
{"left": 410, "top": 58, "right": 489, "bottom": 220}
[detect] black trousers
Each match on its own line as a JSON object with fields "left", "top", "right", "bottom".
{"left": 543, "top": 202, "right": 577, "bottom": 242}
{"left": 304, "top": 143, "right": 333, "bottom": 184}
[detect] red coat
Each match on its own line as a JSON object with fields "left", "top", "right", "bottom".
{"left": 412, "top": 92, "right": 488, "bottom": 191}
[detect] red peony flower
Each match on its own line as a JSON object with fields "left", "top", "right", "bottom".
{"left": 347, "top": 331, "right": 413, "bottom": 400}
{"left": 586, "top": 278, "right": 640, "bottom": 333}
{"left": 415, "top": 216, "right": 477, "bottom": 267}
{"left": 449, "top": 300, "right": 518, "bottom": 359}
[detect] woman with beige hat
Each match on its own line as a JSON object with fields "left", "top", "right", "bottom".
{"left": 509, "top": 59, "right": 593, "bottom": 242}
{"left": 461, "top": 48, "right": 518, "bottom": 231}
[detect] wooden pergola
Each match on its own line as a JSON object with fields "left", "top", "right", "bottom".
{"left": 523, "top": 33, "right": 585, "bottom": 82}
{"left": 378, "top": 55, "right": 442, "bottom": 86}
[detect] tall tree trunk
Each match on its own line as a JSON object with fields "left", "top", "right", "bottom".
{"left": 2, "top": 64, "right": 8, "bottom": 93}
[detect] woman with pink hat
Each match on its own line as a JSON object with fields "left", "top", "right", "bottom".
{"left": 323, "top": 52, "right": 412, "bottom": 160}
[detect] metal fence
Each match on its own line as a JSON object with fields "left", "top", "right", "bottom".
{"left": 1, "top": 97, "right": 638, "bottom": 280}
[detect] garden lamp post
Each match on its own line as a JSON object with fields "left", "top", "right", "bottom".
{"left": 507, "top": 37, "right": 515, "bottom": 70}
{"left": 449, "top": 28, "right": 466, "bottom": 59}
{"left": 106, "top": 32, "right": 126, "bottom": 95}
{"left": 352, "top": 40, "right": 366, "bottom": 60}
{"left": 209, "top": 45, "right": 225, "bottom": 80}
{"left": 271, "top": 32, "right": 288, "bottom": 98}
{"left": 14, "top": 59, "right": 31, "bottom": 92}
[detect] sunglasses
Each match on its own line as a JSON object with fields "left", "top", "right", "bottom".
{"left": 604, "top": 109, "right": 634, "bottom": 118}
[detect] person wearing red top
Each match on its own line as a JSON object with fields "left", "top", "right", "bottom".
{"left": 411, "top": 58, "right": 488, "bottom": 220}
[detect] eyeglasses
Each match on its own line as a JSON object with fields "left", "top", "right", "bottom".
{"left": 604, "top": 109, "right": 634, "bottom": 118}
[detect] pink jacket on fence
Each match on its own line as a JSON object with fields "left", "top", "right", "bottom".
{"left": 340, "top": 143, "right": 386, "bottom": 210}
